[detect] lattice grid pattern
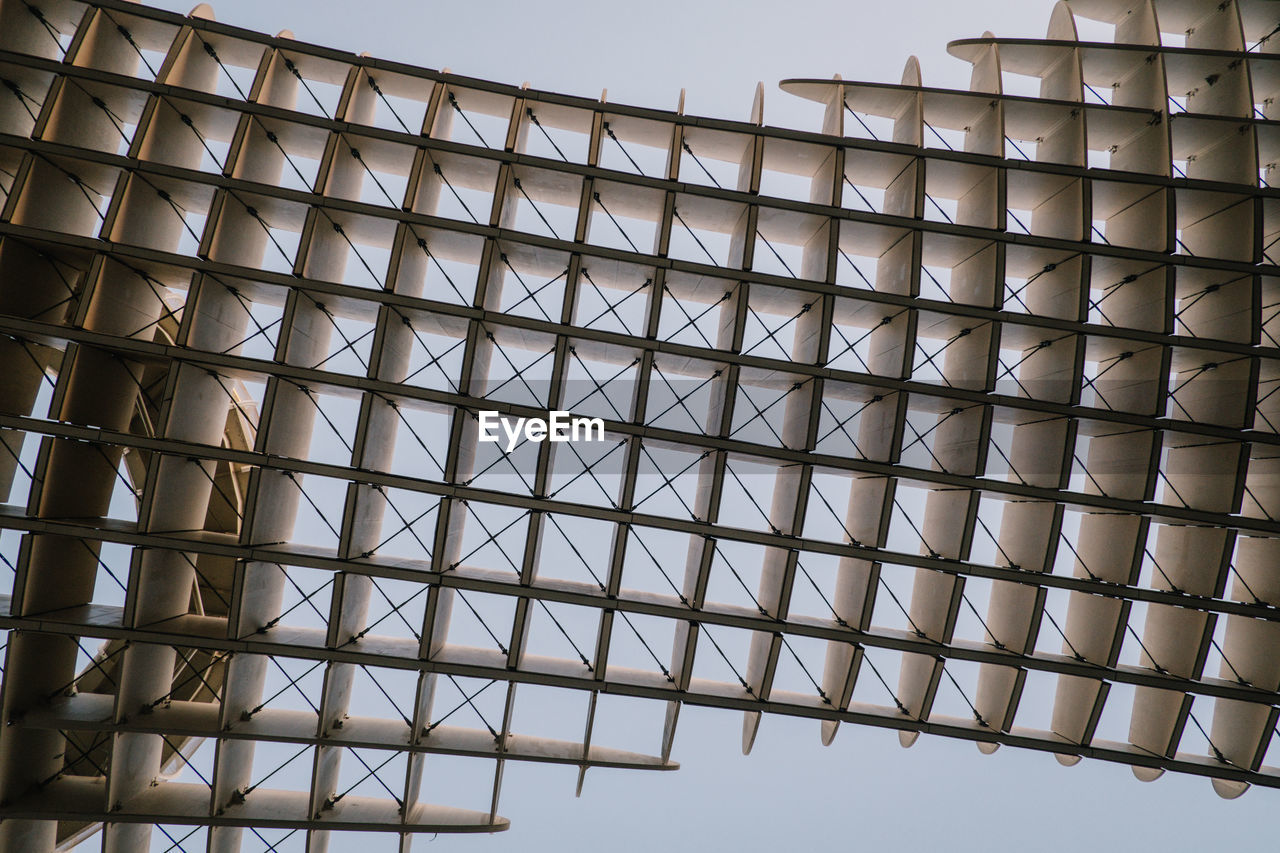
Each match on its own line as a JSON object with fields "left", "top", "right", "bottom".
{"left": 0, "top": 0, "right": 1279, "bottom": 849}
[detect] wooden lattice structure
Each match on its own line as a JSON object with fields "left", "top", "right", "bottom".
{"left": 0, "top": 0, "right": 1278, "bottom": 849}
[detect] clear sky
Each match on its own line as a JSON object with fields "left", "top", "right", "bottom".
{"left": 130, "top": 0, "right": 1274, "bottom": 849}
